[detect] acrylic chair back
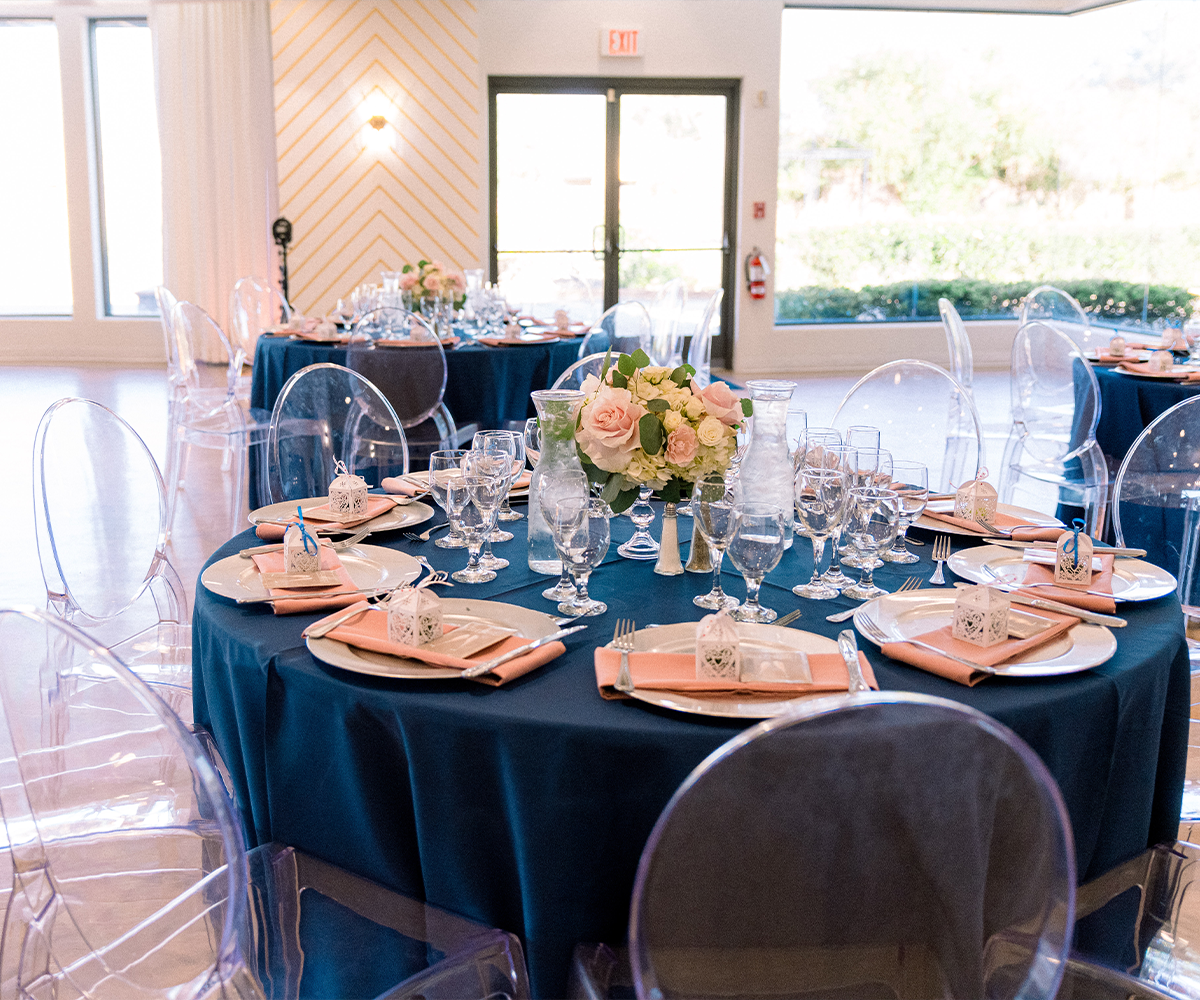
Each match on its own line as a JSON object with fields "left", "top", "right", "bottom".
{"left": 832, "top": 359, "right": 982, "bottom": 492}
{"left": 629, "top": 692, "right": 1075, "bottom": 1000}
{"left": 230, "top": 276, "right": 290, "bottom": 361}
{"left": 578, "top": 301, "right": 653, "bottom": 360}
{"left": 687, "top": 288, "right": 724, "bottom": 389}
{"left": 552, "top": 352, "right": 609, "bottom": 392}
{"left": 344, "top": 312, "right": 447, "bottom": 430}
{"left": 650, "top": 278, "right": 688, "bottom": 368}
{"left": 1019, "top": 285, "right": 1096, "bottom": 353}
{"left": 1112, "top": 395, "right": 1200, "bottom": 575}
{"left": 0, "top": 608, "right": 261, "bottom": 999}
{"left": 173, "top": 300, "right": 241, "bottom": 398}
{"left": 938, "top": 297, "right": 975, "bottom": 396}
{"left": 155, "top": 285, "right": 180, "bottom": 381}
{"left": 268, "top": 363, "right": 409, "bottom": 503}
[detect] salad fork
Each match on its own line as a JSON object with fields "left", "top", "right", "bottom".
{"left": 929, "top": 535, "right": 951, "bottom": 585}
{"left": 612, "top": 619, "right": 636, "bottom": 694}
{"left": 825, "top": 576, "right": 919, "bottom": 623}
{"left": 857, "top": 615, "right": 998, "bottom": 674}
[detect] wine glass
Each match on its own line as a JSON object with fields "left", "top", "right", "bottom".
{"left": 550, "top": 496, "right": 611, "bottom": 616}
{"left": 727, "top": 502, "right": 785, "bottom": 623}
{"left": 845, "top": 425, "right": 881, "bottom": 452}
{"left": 837, "top": 447, "right": 893, "bottom": 570}
{"left": 523, "top": 417, "right": 540, "bottom": 464}
{"left": 793, "top": 461, "right": 851, "bottom": 600}
{"left": 692, "top": 476, "right": 739, "bottom": 610}
{"left": 464, "top": 449, "right": 510, "bottom": 571}
{"left": 787, "top": 404, "right": 808, "bottom": 469}
{"left": 842, "top": 487, "right": 901, "bottom": 600}
{"left": 483, "top": 429, "right": 526, "bottom": 522}
{"left": 882, "top": 461, "right": 928, "bottom": 564}
{"left": 472, "top": 431, "right": 518, "bottom": 539}
{"left": 447, "top": 468, "right": 507, "bottom": 584}
{"left": 536, "top": 469, "right": 589, "bottom": 602}
{"left": 428, "top": 449, "right": 469, "bottom": 549}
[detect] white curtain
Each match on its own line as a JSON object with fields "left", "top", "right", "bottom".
{"left": 151, "top": 1, "right": 278, "bottom": 363}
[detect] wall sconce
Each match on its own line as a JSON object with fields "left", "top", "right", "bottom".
{"left": 368, "top": 115, "right": 387, "bottom": 131}
{"left": 360, "top": 90, "right": 399, "bottom": 155}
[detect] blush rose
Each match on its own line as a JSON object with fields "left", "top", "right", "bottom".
{"left": 577, "top": 385, "right": 646, "bottom": 472}
{"left": 665, "top": 424, "right": 699, "bottom": 466}
{"left": 697, "top": 381, "right": 743, "bottom": 426}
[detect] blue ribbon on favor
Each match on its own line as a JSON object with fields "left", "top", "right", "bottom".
{"left": 295, "top": 505, "right": 317, "bottom": 555}
{"left": 1066, "top": 517, "right": 1085, "bottom": 568}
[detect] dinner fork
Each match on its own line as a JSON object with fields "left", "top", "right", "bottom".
{"left": 857, "top": 614, "right": 998, "bottom": 675}
{"left": 824, "top": 576, "right": 920, "bottom": 623}
{"left": 406, "top": 521, "right": 451, "bottom": 543}
{"left": 774, "top": 609, "right": 803, "bottom": 627}
{"left": 612, "top": 619, "right": 636, "bottom": 694}
{"left": 929, "top": 535, "right": 951, "bottom": 585}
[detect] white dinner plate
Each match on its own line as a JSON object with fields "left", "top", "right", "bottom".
{"left": 947, "top": 545, "right": 1177, "bottom": 602}
{"left": 248, "top": 496, "right": 434, "bottom": 533}
{"left": 201, "top": 543, "right": 421, "bottom": 603}
{"left": 853, "top": 589, "right": 1116, "bottom": 678}
{"left": 913, "top": 502, "right": 1063, "bottom": 536}
{"left": 614, "top": 622, "right": 842, "bottom": 720}
{"left": 306, "top": 598, "right": 559, "bottom": 679}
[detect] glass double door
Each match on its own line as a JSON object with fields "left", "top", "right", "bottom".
{"left": 489, "top": 78, "right": 738, "bottom": 366}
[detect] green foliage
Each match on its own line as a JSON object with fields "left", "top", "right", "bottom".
{"left": 638, "top": 413, "right": 663, "bottom": 455}
{"left": 619, "top": 252, "right": 685, "bottom": 290}
{"left": 645, "top": 398, "right": 670, "bottom": 412}
{"left": 740, "top": 397, "right": 754, "bottom": 417}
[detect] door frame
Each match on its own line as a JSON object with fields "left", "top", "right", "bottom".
{"left": 488, "top": 76, "right": 740, "bottom": 370}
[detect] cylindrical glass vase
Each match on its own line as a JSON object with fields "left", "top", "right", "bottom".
{"left": 527, "top": 389, "right": 586, "bottom": 575}
{"left": 738, "top": 380, "right": 797, "bottom": 548}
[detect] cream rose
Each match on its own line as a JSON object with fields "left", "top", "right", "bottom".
{"left": 683, "top": 397, "right": 706, "bottom": 421}
{"left": 697, "top": 381, "right": 743, "bottom": 426}
{"left": 577, "top": 384, "right": 645, "bottom": 473}
{"left": 665, "top": 424, "right": 699, "bottom": 467}
{"left": 662, "top": 410, "right": 683, "bottom": 433}
{"left": 696, "top": 415, "right": 725, "bottom": 447}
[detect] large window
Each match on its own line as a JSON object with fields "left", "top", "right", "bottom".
{"left": 776, "top": 1, "right": 1200, "bottom": 328}
{"left": 0, "top": 20, "right": 72, "bottom": 316}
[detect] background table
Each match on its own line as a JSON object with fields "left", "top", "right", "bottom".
{"left": 1094, "top": 365, "right": 1200, "bottom": 466}
{"left": 193, "top": 512, "right": 1188, "bottom": 997}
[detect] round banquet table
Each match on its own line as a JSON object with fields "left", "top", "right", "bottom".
{"left": 193, "top": 509, "right": 1188, "bottom": 998}
{"left": 1094, "top": 364, "right": 1200, "bottom": 466}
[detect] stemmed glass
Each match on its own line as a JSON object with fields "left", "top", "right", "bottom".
{"left": 536, "top": 469, "right": 589, "bottom": 602}
{"left": 618, "top": 486, "right": 658, "bottom": 560}
{"left": 787, "top": 404, "right": 808, "bottom": 469}
{"left": 445, "top": 465, "right": 508, "bottom": 584}
{"left": 692, "top": 476, "right": 739, "bottom": 610}
{"left": 838, "top": 447, "right": 893, "bottom": 570}
{"left": 473, "top": 431, "right": 519, "bottom": 538}
{"left": 727, "top": 502, "right": 786, "bottom": 623}
{"left": 428, "top": 449, "right": 469, "bottom": 549}
{"left": 464, "top": 450, "right": 510, "bottom": 571}
{"left": 793, "top": 460, "right": 852, "bottom": 600}
{"left": 882, "top": 461, "right": 929, "bottom": 564}
{"left": 550, "top": 496, "right": 611, "bottom": 616}
{"left": 842, "top": 487, "right": 901, "bottom": 600}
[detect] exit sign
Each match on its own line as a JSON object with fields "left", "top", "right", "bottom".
{"left": 601, "top": 27, "right": 642, "bottom": 57}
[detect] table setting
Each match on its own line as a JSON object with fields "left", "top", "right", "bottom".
{"left": 193, "top": 353, "right": 1190, "bottom": 998}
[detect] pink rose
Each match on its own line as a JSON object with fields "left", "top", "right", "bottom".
{"left": 664, "top": 424, "right": 698, "bottom": 467}
{"left": 398, "top": 272, "right": 419, "bottom": 291}
{"left": 442, "top": 271, "right": 465, "bottom": 294}
{"left": 697, "top": 381, "right": 743, "bottom": 426}
{"left": 577, "top": 384, "right": 645, "bottom": 472}
{"left": 423, "top": 274, "right": 443, "bottom": 294}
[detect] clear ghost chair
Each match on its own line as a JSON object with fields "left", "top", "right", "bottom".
{"left": 578, "top": 301, "right": 653, "bottom": 359}
{"left": 167, "top": 301, "right": 275, "bottom": 540}
{"left": 556, "top": 272, "right": 601, "bottom": 329}
{"left": 230, "top": 276, "right": 291, "bottom": 373}
{"left": 937, "top": 297, "right": 975, "bottom": 401}
{"left": 649, "top": 278, "right": 687, "bottom": 368}
{"left": 0, "top": 607, "right": 260, "bottom": 999}
{"left": 1020, "top": 285, "right": 1100, "bottom": 354}
{"left": 268, "top": 362, "right": 410, "bottom": 503}
{"left": 33, "top": 397, "right": 194, "bottom": 726}
{"left": 686, "top": 288, "right": 723, "bottom": 389}
{"left": 832, "top": 359, "right": 982, "bottom": 492}
{"left": 627, "top": 692, "right": 1075, "bottom": 1000}
{"left": 553, "top": 352, "right": 609, "bottom": 391}
{"left": 999, "top": 321, "right": 1108, "bottom": 537}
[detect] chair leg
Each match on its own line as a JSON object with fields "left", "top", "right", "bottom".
{"left": 165, "top": 438, "right": 187, "bottom": 543}
{"left": 998, "top": 432, "right": 1025, "bottom": 505}
{"left": 229, "top": 439, "right": 247, "bottom": 540}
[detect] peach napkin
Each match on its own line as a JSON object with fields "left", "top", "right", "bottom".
{"left": 593, "top": 648, "right": 877, "bottom": 700}
{"left": 382, "top": 471, "right": 531, "bottom": 494}
{"left": 375, "top": 336, "right": 459, "bottom": 349}
{"left": 477, "top": 332, "right": 561, "bottom": 346}
{"left": 1018, "top": 553, "right": 1117, "bottom": 614}
{"left": 921, "top": 508, "right": 1040, "bottom": 536}
{"left": 313, "top": 606, "right": 564, "bottom": 686}
{"left": 254, "top": 496, "right": 400, "bottom": 540}
{"left": 1116, "top": 361, "right": 1200, "bottom": 381}
{"left": 250, "top": 547, "right": 363, "bottom": 615}
{"left": 880, "top": 608, "right": 1079, "bottom": 686}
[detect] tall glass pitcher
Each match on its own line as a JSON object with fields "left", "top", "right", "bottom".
{"left": 738, "top": 380, "right": 797, "bottom": 548}
{"left": 528, "top": 389, "right": 587, "bottom": 574}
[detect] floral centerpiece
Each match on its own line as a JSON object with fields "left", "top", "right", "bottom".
{"left": 575, "top": 349, "right": 751, "bottom": 513}
{"left": 399, "top": 259, "right": 466, "bottom": 307}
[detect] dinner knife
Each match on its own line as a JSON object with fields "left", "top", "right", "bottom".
{"left": 836, "top": 630, "right": 871, "bottom": 694}
{"left": 460, "top": 625, "right": 588, "bottom": 678}
{"left": 977, "top": 585, "right": 1127, "bottom": 627}
{"left": 983, "top": 539, "right": 1148, "bottom": 558}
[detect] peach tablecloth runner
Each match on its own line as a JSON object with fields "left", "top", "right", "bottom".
{"left": 250, "top": 547, "right": 364, "bottom": 615}
{"left": 593, "top": 648, "right": 877, "bottom": 700}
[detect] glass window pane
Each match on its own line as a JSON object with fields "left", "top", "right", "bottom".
{"left": 776, "top": 2, "right": 1200, "bottom": 327}
{"left": 93, "top": 20, "right": 162, "bottom": 317}
{"left": 0, "top": 20, "right": 72, "bottom": 316}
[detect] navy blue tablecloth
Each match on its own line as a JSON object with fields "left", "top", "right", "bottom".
{"left": 1095, "top": 365, "right": 1200, "bottom": 465}
{"left": 193, "top": 513, "right": 1188, "bottom": 998}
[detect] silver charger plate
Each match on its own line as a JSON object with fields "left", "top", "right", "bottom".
{"left": 201, "top": 543, "right": 421, "bottom": 602}
{"left": 914, "top": 502, "right": 1063, "bottom": 537}
{"left": 853, "top": 589, "right": 1116, "bottom": 678}
{"left": 947, "top": 545, "right": 1177, "bottom": 602}
{"left": 615, "top": 622, "right": 841, "bottom": 720}
{"left": 248, "top": 496, "right": 434, "bottom": 533}
{"left": 306, "top": 598, "right": 559, "bottom": 679}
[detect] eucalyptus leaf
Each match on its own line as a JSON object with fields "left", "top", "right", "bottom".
{"left": 630, "top": 348, "right": 650, "bottom": 368}
{"left": 601, "top": 476, "right": 623, "bottom": 504}
{"left": 669, "top": 367, "right": 688, "bottom": 387}
{"left": 645, "top": 398, "right": 669, "bottom": 412}
{"left": 609, "top": 487, "right": 639, "bottom": 515}
{"left": 617, "top": 353, "right": 635, "bottom": 377}
{"left": 639, "top": 413, "right": 663, "bottom": 455}
{"left": 610, "top": 371, "right": 628, "bottom": 389}
{"left": 600, "top": 348, "right": 613, "bottom": 382}
{"left": 741, "top": 397, "right": 754, "bottom": 417}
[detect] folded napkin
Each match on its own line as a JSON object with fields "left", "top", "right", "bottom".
{"left": 476, "top": 332, "right": 560, "bottom": 346}
{"left": 250, "top": 547, "right": 363, "bottom": 615}
{"left": 1018, "top": 552, "right": 1117, "bottom": 614}
{"left": 594, "top": 647, "right": 877, "bottom": 700}
{"left": 254, "top": 496, "right": 400, "bottom": 539}
{"left": 921, "top": 507, "right": 1040, "bottom": 536}
{"left": 1116, "top": 361, "right": 1200, "bottom": 381}
{"left": 382, "top": 470, "right": 531, "bottom": 494}
{"left": 880, "top": 608, "right": 1079, "bottom": 686}
{"left": 313, "top": 606, "right": 564, "bottom": 686}
{"left": 375, "top": 336, "right": 459, "bottom": 349}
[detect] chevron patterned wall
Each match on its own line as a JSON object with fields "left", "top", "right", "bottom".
{"left": 271, "top": 0, "right": 484, "bottom": 317}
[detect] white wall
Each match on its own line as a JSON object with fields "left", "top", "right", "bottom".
{"left": 479, "top": 0, "right": 784, "bottom": 374}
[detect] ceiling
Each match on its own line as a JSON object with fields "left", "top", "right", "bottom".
{"left": 785, "top": 0, "right": 1133, "bottom": 13}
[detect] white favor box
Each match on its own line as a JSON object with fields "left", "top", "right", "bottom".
{"left": 283, "top": 523, "right": 321, "bottom": 574}
{"left": 329, "top": 470, "right": 369, "bottom": 519}
{"left": 952, "top": 585, "right": 1010, "bottom": 648}
{"left": 388, "top": 587, "right": 443, "bottom": 647}
{"left": 695, "top": 610, "right": 741, "bottom": 680}
{"left": 1055, "top": 530, "right": 1094, "bottom": 586}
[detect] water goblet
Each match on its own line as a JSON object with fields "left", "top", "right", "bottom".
{"left": 536, "top": 469, "right": 589, "bottom": 602}
{"left": 523, "top": 417, "right": 540, "bottom": 464}
{"left": 551, "top": 497, "right": 611, "bottom": 616}
{"left": 617, "top": 486, "right": 659, "bottom": 560}
{"left": 881, "top": 461, "right": 928, "bottom": 564}
{"left": 727, "top": 502, "right": 785, "bottom": 623}
{"left": 428, "top": 449, "right": 469, "bottom": 549}
{"left": 447, "top": 471, "right": 505, "bottom": 584}
{"left": 692, "top": 476, "right": 740, "bottom": 610}
{"left": 787, "top": 404, "right": 808, "bottom": 469}
{"left": 845, "top": 425, "right": 881, "bottom": 451}
{"left": 793, "top": 462, "right": 851, "bottom": 600}
{"left": 838, "top": 447, "right": 893, "bottom": 569}
{"left": 464, "top": 450, "right": 510, "bottom": 571}
{"left": 472, "top": 431, "right": 518, "bottom": 540}
{"left": 842, "top": 487, "right": 901, "bottom": 600}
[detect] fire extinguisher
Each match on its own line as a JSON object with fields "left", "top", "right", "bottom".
{"left": 745, "top": 248, "right": 770, "bottom": 300}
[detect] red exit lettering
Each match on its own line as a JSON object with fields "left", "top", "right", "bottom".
{"left": 606, "top": 29, "right": 639, "bottom": 57}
